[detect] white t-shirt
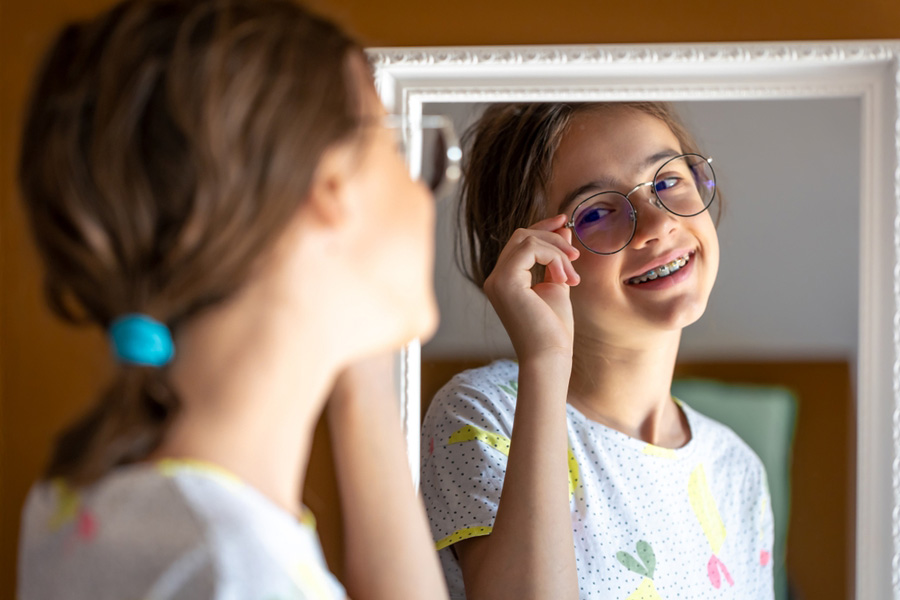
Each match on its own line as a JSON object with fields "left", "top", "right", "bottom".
{"left": 421, "top": 359, "right": 774, "bottom": 600}
{"left": 18, "top": 459, "right": 345, "bottom": 600}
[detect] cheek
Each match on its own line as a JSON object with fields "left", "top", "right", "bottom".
{"left": 388, "top": 170, "right": 434, "bottom": 268}
{"left": 369, "top": 167, "right": 435, "bottom": 294}
{"left": 571, "top": 251, "right": 620, "bottom": 281}
{"left": 569, "top": 254, "right": 622, "bottom": 304}
{"left": 700, "top": 222, "right": 720, "bottom": 285}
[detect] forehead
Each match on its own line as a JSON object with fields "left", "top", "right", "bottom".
{"left": 547, "top": 107, "right": 683, "bottom": 207}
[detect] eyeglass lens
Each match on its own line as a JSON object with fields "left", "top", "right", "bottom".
{"left": 570, "top": 192, "right": 637, "bottom": 255}
{"left": 570, "top": 154, "right": 716, "bottom": 254}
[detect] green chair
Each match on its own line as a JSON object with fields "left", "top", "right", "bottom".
{"left": 671, "top": 378, "right": 797, "bottom": 600}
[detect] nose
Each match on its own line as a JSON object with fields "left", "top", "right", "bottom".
{"left": 629, "top": 187, "right": 679, "bottom": 248}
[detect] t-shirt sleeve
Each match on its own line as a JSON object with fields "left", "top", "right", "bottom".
{"left": 755, "top": 465, "right": 776, "bottom": 600}
{"left": 727, "top": 438, "right": 775, "bottom": 600}
{"left": 420, "top": 362, "right": 518, "bottom": 551}
{"left": 144, "top": 534, "right": 329, "bottom": 600}
{"left": 141, "top": 545, "right": 219, "bottom": 600}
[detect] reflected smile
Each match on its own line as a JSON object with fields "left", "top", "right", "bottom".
{"left": 627, "top": 252, "right": 694, "bottom": 285}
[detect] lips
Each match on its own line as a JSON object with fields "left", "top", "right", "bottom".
{"left": 626, "top": 251, "right": 695, "bottom": 285}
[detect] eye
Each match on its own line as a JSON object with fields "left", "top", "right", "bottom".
{"left": 577, "top": 206, "right": 613, "bottom": 227}
{"left": 655, "top": 175, "right": 684, "bottom": 193}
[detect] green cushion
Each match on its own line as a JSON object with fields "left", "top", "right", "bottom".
{"left": 671, "top": 378, "right": 797, "bottom": 600}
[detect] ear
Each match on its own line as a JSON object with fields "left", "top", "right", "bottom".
{"left": 303, "top": 142, "right": 358, "bottom": 229}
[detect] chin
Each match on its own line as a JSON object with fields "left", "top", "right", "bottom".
{"left": 655, "top": 297, "right": 710, "bottom": 331}
{"left": 411, "top": 293, "right": 440, "bottom": 344}
{"left": 382, "top": 288, "right": 440, "bottom": 349}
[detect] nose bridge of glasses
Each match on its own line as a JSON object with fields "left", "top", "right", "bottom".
{"left": 626, "top": 180, "right": 664, "bottom": 210}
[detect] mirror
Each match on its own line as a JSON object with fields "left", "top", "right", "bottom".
{"left": 370, "top": 41, "right": 900, "bottom": 600}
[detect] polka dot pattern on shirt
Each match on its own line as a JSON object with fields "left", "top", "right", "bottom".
{"left": 420, "top": 359, "right": 775, "bottom": 600}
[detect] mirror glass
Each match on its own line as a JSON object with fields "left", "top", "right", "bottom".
{"left": 421, "top": 98, "right": 859, "bottom": 600}
{"left": 372, "top": 41, "right": 900, "bottom": 600}
{"left": 425, "top": 99, "right": 860, "bottom": 360}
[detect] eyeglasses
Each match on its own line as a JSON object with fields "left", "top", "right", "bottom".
{"left": 565, "top": 153, "right": 717, "bottom": 255}
{"left": 383, "top": 114, "right": 462, "bottom": 199}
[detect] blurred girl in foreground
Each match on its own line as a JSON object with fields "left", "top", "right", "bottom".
{"left": 17, "top": 1, "right": 451, "bottom": 598}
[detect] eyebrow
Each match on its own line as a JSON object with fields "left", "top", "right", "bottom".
{"left": 557, "top": 149, "right": 682, "bottom": 214}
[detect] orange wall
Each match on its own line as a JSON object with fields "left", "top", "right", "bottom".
{"left": 2, "top": 0, "right": 898, "bottom": 597}
{"left": 307, "top": 0, "right": 900, "bottom": 46}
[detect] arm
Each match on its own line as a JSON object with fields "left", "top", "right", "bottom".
{"left": 327, "top": 355, "right": 449, "bottom": 600}
{"left": 455, "top": 214, "right": 580, "bottom": 600}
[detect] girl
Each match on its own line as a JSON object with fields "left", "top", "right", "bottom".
{"left": 421, "top": 103, "right": 774, "bottom": 600}
{"left": 16, "top": 1, "right": 451, "bottom": 599}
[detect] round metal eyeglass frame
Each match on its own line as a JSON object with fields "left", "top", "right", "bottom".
{"left": 382, "top": 114, "right": 462, "bottom": 199}
{"left": 564, "top": 153, "right": 717, "bottom": 255}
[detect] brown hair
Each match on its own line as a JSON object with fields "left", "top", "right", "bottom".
{"left": 458, "top": 102, "right": 715, "bottom": 287}
{"left": 18, "top": 0, "right": 365, "bottom": 484}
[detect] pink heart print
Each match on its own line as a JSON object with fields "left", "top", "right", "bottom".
{"left": 707, "top": 554, "right": 734, "bottom": 589}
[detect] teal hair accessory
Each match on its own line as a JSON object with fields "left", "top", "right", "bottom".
{"left": 109, "top": 314, "right": 175, "bottom": 367}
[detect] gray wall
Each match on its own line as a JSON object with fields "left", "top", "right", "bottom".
{"left": 423, "top": 99, "right": 860, "bottom": 362}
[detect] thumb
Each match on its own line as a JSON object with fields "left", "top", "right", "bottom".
{"left": 554, "top": 222, "right": 574, "bottom": 245}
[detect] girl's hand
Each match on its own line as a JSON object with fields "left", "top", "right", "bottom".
{"left": 483, "top": 214, "right": 580, "bottom": 362}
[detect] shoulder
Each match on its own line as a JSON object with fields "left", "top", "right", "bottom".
{"left": 681, "top": 403, "right": 768, "bottom": 484}
{"left": 19, "top": 467, "right": 214, "bottom": 599}
{"left": 423, "top": 359, "right": 520, "bottom": 436}
{"left": 438, "top": 358, "right": 520, "bottom": 400}
{"left": 19, "top": 464, "right": 342, "bottom": 600}
{"left": 159, "top": 462, "right": 343, "bottom": 597}
{"left": 21, "top": 464, "right": 207, "bottom": 546}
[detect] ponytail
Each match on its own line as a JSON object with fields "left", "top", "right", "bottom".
{"left": 46, "top": 367, "right": 179, "bottom": 485}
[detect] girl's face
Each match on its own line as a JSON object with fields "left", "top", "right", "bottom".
{"left": 339, "top": 83, "right": 439, "bottom": 349}
{"left": 547, "top": 107, "right": 719, "bottom": 344}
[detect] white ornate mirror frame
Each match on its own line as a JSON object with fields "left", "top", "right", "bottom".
{"left": 369, "top": 41, "right": 900, "bottom": 600}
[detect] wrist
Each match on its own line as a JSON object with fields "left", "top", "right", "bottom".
{"left": 516, "top": 352, "right": 573, "bottom": 395}
{"left": 516, "top": 346, "right": 574, "bottom": 366}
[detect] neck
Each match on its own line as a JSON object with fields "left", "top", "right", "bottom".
{"left": 156, "top": 288, "right": 342, "bottom": 516}
{"left": 568, "top": 328, "right": 689, "bottom": 448}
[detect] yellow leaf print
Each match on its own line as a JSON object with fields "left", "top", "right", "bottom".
{"left": 567, "top": 445, "right": 580, "bottom": 499}
{"left": 449, "top": 424, "right": 510, "bottom": 456}
{"left": 626, "top": 577, "right": 664, "bottom": 600}
{"left": 48, "top": 479, "right": 80, "bottom": 531}
{"left": 448, "top": 424, "right": 580, "bottom": 499}
{"left": 688, "top": 464, "right": 726, "bottom": 554}
{"left": 434, "top": 525, "right": 494, "bottom": 551}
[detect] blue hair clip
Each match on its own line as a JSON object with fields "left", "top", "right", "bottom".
{"left": 109, "top": 314, "right": 175, "bottom": 367}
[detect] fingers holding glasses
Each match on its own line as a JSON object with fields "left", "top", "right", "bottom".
{"left": 483, "top": 214, "right": 581, "bottom": 360}
{"left": 490, "top": 214, "right": 580, "bottom": 289}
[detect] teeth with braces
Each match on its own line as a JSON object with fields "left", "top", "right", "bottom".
{"left": 628, "top": 253, "right": 692, "bottom": 285}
